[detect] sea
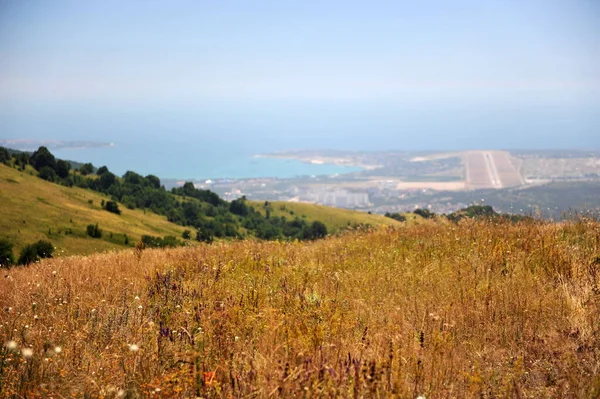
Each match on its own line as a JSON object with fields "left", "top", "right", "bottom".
{"left": 50, "top": 142, "right": 363, "bottom": 181}
{"left": 2, "top": 99, "right": 599, "bottom": 181}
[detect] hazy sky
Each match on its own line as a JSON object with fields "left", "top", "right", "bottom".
{"left": 0, "top": 0, "right": 599, "bottom": 149}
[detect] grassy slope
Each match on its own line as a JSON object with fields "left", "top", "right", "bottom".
{"left": 1, "top": 218, "right": 598, "bottom": 397}
{"left": 0, "top": 164, "right": 187, "bottom": 256}
{"left": 250, "top": 200, "right": 407, "bottom": 231}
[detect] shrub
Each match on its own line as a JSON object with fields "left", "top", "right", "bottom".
{"left": 414, "top": 208, "right": 435, "bottom": 219}
{"left": 384, "top": 212, "right": 406, "bottom": 222}
{"left": 17, "top": 240, "right": 54, "bottom": 265}
{"left": 182, "top": 229, "right": 192, "bottom": 240}
{"left": 104, "top": 201, "right": 121, "bottom": 215}
{"left": 86, "top": 223, "right": 102, "bottom": 238}
{"left": 0, "top": 239, "right": 15, "bottom": 268}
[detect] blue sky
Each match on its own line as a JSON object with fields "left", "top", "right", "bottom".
{"left": 0, "top": 0, "right": 599, "bottom": 149}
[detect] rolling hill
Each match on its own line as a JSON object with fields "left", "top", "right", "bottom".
{"left": 0, "top": 164, "right": 187, "bottom": 256}
{"left": 0, "top": 164, "right": 404, "bottom": 258}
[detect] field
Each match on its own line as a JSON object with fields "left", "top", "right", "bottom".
{"left": 0, "top": 164, "right": 187, "bottom": 256}
{"left": 250, "top": 201, "right": 404, "bottom": 232}
{"left": 1, "top": 218, "right": 599, "bottom": 397}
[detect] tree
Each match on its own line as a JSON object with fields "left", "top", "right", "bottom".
{"left": 79, "top": 163, "right": 94, "bottom": 176}
{"left": 196, "top": 228, "right": 214, "bottom": 243}
{"left": 0, "top": 147, "right": 10, "bottom": 164}
{"left": 38, "top": 166, "right": 57, "bottom": 182}
{"left": 96, "top": 166, "right": 109, "bottom": 175}
{"left": 230, "top": 197, "right": 249, "bottom": 216}
{"left": 86, "top": 223, "right": 102, "bottom": 238}
{"left": 0, "top": 239, "right": 15, "bottom": 268}
{"left": 145, "top": 174, "right": 161, "bottom": 189}
{"left": 30, "top": 146, "right": 56, "bottom": 171}
{"left": 182, "top": 229, "right": 192, "bottom": 240}
{"left": 56, "top": 159, "right": 71, "bottom": 179}
{"left": 305, "top": 221, "right": 328, "bottom": 240}
{"left": 98, "top": 171, "right": 117, "bottom": 190}
{"left": 104, "top": 201, "right": 121, "bottom": 215}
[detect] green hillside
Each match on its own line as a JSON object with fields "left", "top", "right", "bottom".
{"left": 0, "top": 164, "right": 187, "bottom": 256}
{"left": 251, "top": 200, "right": 406, "bottom": 232}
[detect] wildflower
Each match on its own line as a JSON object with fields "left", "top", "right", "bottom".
{"left": 91, "top": 309, "right": 97, "bottom": 313}
{"left": 34, "top": 315, "right": 39, "bottom": 320}
{"left": 138, "top": 305, "right": 143, "bottom": 310}
{"left": 128, "top": 344, "right": 139, "bottom": 352}
{"left": 116, "top": 389, "right": 125, "bottom": 398}
{"left": 52, "top": 271, "right": 57, "bottom": 276}
{"left": 21, "top": 348, "right": 33, "bottom": 358}
{"left": 234, "top": 336, "right": 240, "bottom": 342}
{"left": 134, "top": 296, "right": 140, "bottom": 301}
{"left": 54, "top": 346, "right": 62, "bottom": 354}
{"left": 5, "top": 340, "right": 18, "bottom": 350}
{"left": 203, "top": 371, "right": 216, "bottom": 387}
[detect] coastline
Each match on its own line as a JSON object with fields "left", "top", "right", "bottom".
{"left": 254, "top": 153, "right": 381, "bottom": 171}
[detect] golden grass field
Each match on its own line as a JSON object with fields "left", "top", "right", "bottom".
{"left": 0, "top": 165, "right": 187, "bottom": 256}
{"left": 250, "top": 201, "right": 405, "bottom": 232}
{"left": 1, "top": 218, "right": 599, "bottom": 398}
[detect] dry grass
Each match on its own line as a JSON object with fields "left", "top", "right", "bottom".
{"left": 1, "top": 218, "right": 599, "bottom": 398}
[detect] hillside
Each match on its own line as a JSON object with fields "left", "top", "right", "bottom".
{"left": 251, "top": 200, "right": 405, "bottom": 232}
{"left": 0, "top": 164, "right": 187, "bottom": 256}
{"left": 1, "top": 218, "right": 598, "bottom": 397}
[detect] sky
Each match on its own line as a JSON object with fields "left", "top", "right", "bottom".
{"left": 0, "top": 0, "right": 599, "bottom": 150}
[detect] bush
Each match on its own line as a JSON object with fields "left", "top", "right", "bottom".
{"left": 0, "top": 239, "right": 15, "bottom": 268}
{"left": 17, "top": 240, "right": 54, "bottom": 266}
{"left": 414, "top": 208, "right": 435, "bottom": 219}
{"left": 304, "top": 221, "right": 328, "bottom": 240}
{"left": 86, "top": 223, "right": 102, "bottom": 238}
{"left": 182, "top": 229, "right": 192, "bottom": 240}
{"left": 384, "top": 212, "right": 406, "bottom": 222}
{"left": 104, "top": 201, "right": 121, "bottom": 215}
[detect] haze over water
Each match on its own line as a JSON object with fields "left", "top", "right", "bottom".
{"left": 1, "top": 1, "right": 598, "bottom": 178}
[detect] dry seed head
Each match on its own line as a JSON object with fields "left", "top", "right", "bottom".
{"left": 5, "top": 340, "right": 18, "bottom": 350}
{"left": 21, "top": 348, "right": 33, "bottom": 358}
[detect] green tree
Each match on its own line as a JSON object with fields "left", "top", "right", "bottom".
{"left": 182, "top": 229, "right": 192, "bottom": 240}
{"left": 56, "top": 159, "right": 71, "bottom": 179}
{"left": 79, "top": 162, "right": 94, "bottom": 176}
{"left": 38, "top": 166, "right": 57, "bottom": 182}
{"left": 305, "top": 221, "right": 328, "bottom": 240}
{"left": 0, "top": 147, "right": 10, "bottom": 164}
{"left": 196, "top": 228, "right": 214, "bottom": 243}
{"left": 145, "top": 174, "right": 161, "bottom": 189}
{"left": 230, "top": 196, "right": 249, "bottom": 216}
{"left": 0, "top": 239, "right": 15, "bottom": 268}
{"left": 30, "top": 146, "right": 56, "bottom": 171}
